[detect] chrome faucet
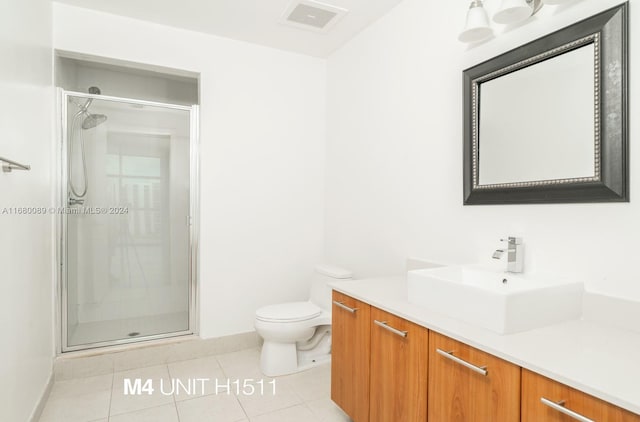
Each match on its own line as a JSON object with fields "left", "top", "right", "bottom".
{"left": 493, "top": 237, "right": 523, "bottom": 273}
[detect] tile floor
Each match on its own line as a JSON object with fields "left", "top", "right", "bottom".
{"left": 39, "top": 348, "right": 351, "bottom": 422}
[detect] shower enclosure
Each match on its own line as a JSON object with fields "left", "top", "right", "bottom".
{"left": 58, "top": 88, "right": 199, "bottom": 352}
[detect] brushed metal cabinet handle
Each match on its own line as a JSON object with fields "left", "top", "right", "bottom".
{"left": 436, "top": 348, "right": 488, "bottom": 376}
{"left": 374, "top": 320, "right": 408, "bottom": 338}
{"left": 332, "top": 300, "right": 358, "bottom": 313}
{"left": 540, "top": 397, "right": 595, "bottom": 422}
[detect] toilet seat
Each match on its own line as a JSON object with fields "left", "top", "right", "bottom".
{"left": 256, "top": 301, "right": 321, "bottom": 323}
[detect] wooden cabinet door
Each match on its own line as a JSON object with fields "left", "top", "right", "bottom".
{"left": 331, "top": 291, "right": 371, "bottom": 422}
{"left": 428, "top": 331, "right": 520, "bottom": 422}
{"left": 522, "top": 369, "right": 640, "bottom": 422}
{"left": 369, "top": 307, "right": 428, "bottom": 422}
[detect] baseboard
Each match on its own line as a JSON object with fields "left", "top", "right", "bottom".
{"left": 29, "top": 370, "right": 54, "bottom": 422}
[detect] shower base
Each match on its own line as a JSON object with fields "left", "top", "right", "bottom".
{"left": 67, "top": 311, "right": 189, "bottom": 348}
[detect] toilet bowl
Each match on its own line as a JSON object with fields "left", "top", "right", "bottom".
{"left": 254, "top": 264, "right": 352, "bottom": 376}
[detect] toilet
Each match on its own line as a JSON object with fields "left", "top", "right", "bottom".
{"left": 254, "top": 264, "right": 353, "bottom": 376}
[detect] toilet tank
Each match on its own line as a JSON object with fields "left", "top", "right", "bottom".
{"left": 309, "top": 264, "right": 353, "bottom": 311}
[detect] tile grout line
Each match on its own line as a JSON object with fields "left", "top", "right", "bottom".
{"left": 107, "top": 371, "right": 115, "bottom": 421}
{"left": 173, "top": 399, "right": 181, "bottom": 422}
{"left": 234, "top": 394, "right": 251, "bottom": 421}
{"left": 301, "top": 400, "right": 323, "bottom": 422}
{"left": 215, "top": 349, "right": 316, "bottom": 420}
{"left": 110, "top": 364, "right": 172, "bottom": 418}
{"left": 215, "top": 354, "right": 252, "bottom": 421}
{"left": 167, "top": 363, "right": 182, "bottom": 422}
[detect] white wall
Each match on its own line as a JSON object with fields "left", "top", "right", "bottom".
{"left": 53, "top": 3, "right": 327, "bottom": 338}
{"left": 0, "top": 0, "right": 54, "bottom": 420}
{"left": 326, "top": 0, "right": 640, "bottom": 299}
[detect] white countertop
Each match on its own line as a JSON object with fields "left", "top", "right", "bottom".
{"left": 330, "top": 276, "right": 640, "bottom": 415}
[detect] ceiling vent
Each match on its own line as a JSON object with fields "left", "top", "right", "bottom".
{"left": 281, "top": 1, "right": 348, "bottom": 33}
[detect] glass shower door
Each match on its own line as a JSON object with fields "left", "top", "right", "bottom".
{"left": 62, "top": 92, "right": 196, "bottom": 350}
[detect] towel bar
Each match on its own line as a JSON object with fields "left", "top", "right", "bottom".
{"left": 1, "top": 156, "right": 31, "bottom": 173}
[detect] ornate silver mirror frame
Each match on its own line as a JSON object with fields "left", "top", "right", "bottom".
{"left": 463, "top": 3, "right": 628, "bottom": 205}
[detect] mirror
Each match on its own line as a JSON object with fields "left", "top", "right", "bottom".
{"left": 479, "top": 44, "right": 595, "bottom": 186}
{"left": 463, "top": 4, "right": 628, "bottom": 205}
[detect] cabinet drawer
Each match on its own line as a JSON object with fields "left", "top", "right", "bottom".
{"left": 428, "top": 331, "right": 520, "bottom": 422}
{"left": 522, "top": 369, "right": 640, "bottom": 422}
{"left": 331, "top": 291, "right": 371, "bottom": 422}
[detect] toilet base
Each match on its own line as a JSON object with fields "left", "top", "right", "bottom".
{"left": 297, "top": 326, "right": 331, "bottom": 368}
{"left": 260, "top": 341, "right": 299, "bottom": 377}
{"left": 260, "top": 328, "right": 332, "bottom": 377}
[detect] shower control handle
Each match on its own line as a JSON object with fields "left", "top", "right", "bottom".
{"left": 68, "top": 197, "right": 84, "bottom": 206}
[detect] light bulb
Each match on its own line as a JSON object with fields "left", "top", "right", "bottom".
{"left": 459, "top": 1, "right": 494, "bottom": 43}
{"left": 493, "top": 0, "right": 533, "bottom": 25}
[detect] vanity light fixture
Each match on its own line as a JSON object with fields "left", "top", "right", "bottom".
{"left": 458, "top": 1, "right": 494, "bottom": 43}
{"left": 493, "top": 0, "right": 535, "bottom": 24}
{"left": 459, "top": 0, "right": 547, "bottom": 43}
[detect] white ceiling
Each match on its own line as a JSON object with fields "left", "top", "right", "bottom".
{"left": 53, "top": 0, "right": 405, "bottom": 57}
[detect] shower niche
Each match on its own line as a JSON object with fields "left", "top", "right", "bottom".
{"left": 55, "top": 53, "right": 200, "bottom": 352}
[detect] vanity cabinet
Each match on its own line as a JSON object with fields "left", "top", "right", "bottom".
{"left": 428, "top": 331, "right": 521, "bottom": 422}
{"left": 331, "top": 291, "right": 371, "bottom": 422}
{"left": 331, "top": 289, "right": 640, "bottom": 421}
{"left": 522, "top": 369, "right": 640, "bottom": 422}
{"left": 370, "top": 307, "right": 428, "bottom": 422}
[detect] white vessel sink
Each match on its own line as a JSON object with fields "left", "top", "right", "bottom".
{"left": 407, "top": 266, "right": 583, "bottom": 334}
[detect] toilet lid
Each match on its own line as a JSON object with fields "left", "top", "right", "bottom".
{"left": 255, "top": 302, "right": 322, "bottom": 322}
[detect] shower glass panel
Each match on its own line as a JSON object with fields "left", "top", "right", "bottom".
{"left": 62, "top": 92, "right": 196, "bottom": 350}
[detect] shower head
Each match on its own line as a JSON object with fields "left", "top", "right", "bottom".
{"left": 77, "top": 86, "right": 107, "bottom": 129}
{"left": 82, "top": 113, "right": 107, "bottom": 129}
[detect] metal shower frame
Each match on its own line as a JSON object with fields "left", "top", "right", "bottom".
{"left": 55, "top": 88, "right": 200, "bottom": 353}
